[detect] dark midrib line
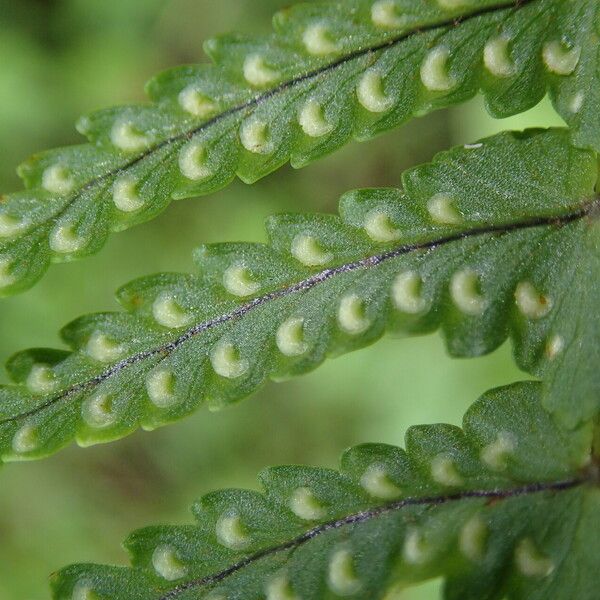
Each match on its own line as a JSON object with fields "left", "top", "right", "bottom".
{"left": 49, "top": 0, "right": 536, "bottom": 216}
{"left": 0, "top": 199, "right": 593, "bottom": 427}
{"left": 158, "top": 477, "right": 585, "bottom": 599}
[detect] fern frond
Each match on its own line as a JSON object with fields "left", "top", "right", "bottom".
{"left": 0, "top": 128, "right": 597, "bottom": 464}
{"left": 50, "top": 382, "right": 598, "bottom": 600}
{"left": 1, "top": 0, "right": 598, "bottom": 295}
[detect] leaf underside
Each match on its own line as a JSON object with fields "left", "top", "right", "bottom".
{"left": 0, "top": 128, "right": 598, "bottom": 465}
{"left": 1, "top": 0, "right": 598, "bottom": 295}
{"left": 51, "top": 382, "right": 599, "bottom": 600}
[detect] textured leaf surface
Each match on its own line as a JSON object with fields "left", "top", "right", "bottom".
{"left": 1, "top": 0, "right": 598, "bottom": 295}
{"left": 51, "top": 382, "right": 599, "bottom": 600}
{"left": 0, "top": 128, "right": 597, "bottom": 464}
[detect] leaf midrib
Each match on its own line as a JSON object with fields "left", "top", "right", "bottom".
{"left": 30, "top": 0, "right": 539, "bottom": 233}
{"left": 2, "top": 195, "right": 595, "bottom": 427}
{"left": 159, "top": 477, "right": 586, "bottom": 600}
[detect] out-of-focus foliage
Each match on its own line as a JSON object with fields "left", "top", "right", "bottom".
{"left": 0, "top": 1, "right": 562, "bottom": 599}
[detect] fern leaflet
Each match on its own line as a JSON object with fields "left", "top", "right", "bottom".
{"left": 51, "top": 382, "right": 599, "bottom": 600}
{"left": 0, "top": 0, "right": 598, "bottom": 295}
{"left": 0, "top": 128, "right": 597, "bottom": 464}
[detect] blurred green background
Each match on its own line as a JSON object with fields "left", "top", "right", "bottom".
{"left": 0, "top": 1, "right": 564, "bottom": 598}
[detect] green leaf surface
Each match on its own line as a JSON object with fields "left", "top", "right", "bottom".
{"left": 50, "top": 382, "right": 599, "bottom": 600}
{"left": 1, "top": 0, "right": 598, "bottom": 295}
{"left": 0, "top": 128, "right": 597, "bottom": 464}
